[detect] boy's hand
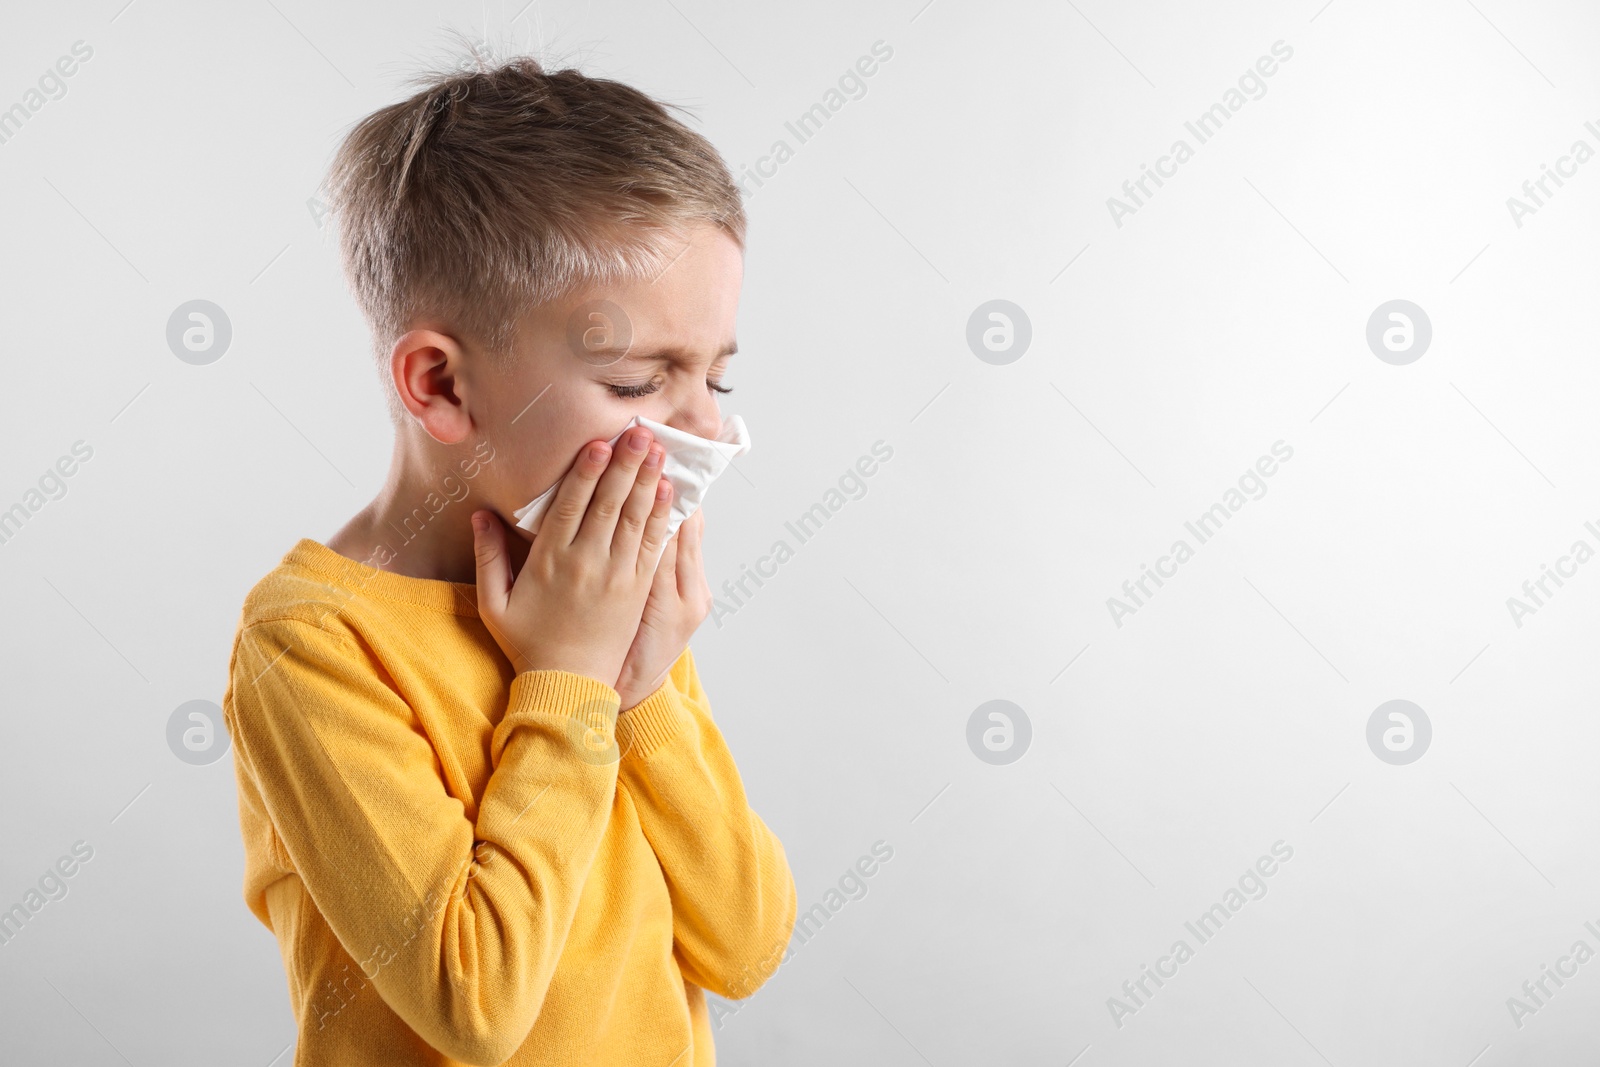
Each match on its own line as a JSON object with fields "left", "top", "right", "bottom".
{"left": 615, "top": 507, "right": 711, "bottom": 711}
{"left": 472, "top": 428, "right": 674, "bottom": 688}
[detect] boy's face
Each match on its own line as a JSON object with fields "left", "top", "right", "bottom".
{"left": 475, "top": 221, "right": 743, "bottom": 538}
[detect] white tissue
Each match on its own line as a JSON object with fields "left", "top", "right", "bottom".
{"left": 513, "top": 414, "right": 751, "bottom": 539}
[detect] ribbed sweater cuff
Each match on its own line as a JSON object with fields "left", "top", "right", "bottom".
{"left": 616, "top": 679, "right": 690, "bottom": 761}
{"left": 491, "top": 670, "right": 622, "bottom": 766}
{"left": 508, "top": 669, "right": 621, "bottom": 719}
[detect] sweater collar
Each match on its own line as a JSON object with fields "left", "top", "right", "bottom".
{"left": 285, "top": 538, "right": 481, "bottom": 617}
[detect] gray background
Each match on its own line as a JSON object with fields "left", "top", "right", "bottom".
{"left": 2, "top": 0, "right": 1598, "bottom": 1064}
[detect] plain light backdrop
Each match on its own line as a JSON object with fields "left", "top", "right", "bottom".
{"left": 2, "top": 1, "right": 1598, "bottom": 1064}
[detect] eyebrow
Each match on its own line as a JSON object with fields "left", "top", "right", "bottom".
{"left": 594, "top": 341, "right": 738, "bottom": 365}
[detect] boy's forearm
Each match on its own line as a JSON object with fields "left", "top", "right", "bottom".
{"left": 230, "top": 619, "right": 625, "bottom": 1064}
{"left": 615, "top": 675, "right": 798, "bottom": 999}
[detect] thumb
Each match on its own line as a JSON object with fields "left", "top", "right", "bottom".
{"left": 471, "top": 510, "right": 509, "bottom": 615}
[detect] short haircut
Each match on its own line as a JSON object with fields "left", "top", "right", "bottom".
{"left": 325, "top": 41, "right": 747, "bottom": 425}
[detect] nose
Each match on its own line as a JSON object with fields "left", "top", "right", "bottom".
{"left": 666, "top": 384, "right": 725, "bottom": 441}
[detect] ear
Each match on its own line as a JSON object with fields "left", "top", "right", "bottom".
{"left": 390, "top": 328, "right": 474, "bottom": 444}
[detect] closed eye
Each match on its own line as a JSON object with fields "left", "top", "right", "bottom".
{"left": 608, "top": 377, "right": 733, "bottom": 399}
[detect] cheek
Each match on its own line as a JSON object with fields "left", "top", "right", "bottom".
{"left": 497, "top": 406, "right": 631, "bottom": 505}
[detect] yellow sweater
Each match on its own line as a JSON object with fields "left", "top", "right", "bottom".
{"left": 221, "top": 538, "right": 797, "bottom": 1066}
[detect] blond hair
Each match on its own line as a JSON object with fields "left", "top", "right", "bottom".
{"left": 325, "top": 41, "right": 747, "bottom": 425}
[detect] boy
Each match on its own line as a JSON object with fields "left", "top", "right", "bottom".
{"left": 221, "top": 47, "right": 796, "bottom": 1066}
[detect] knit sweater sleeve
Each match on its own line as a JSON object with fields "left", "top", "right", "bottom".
{"left": 614, "top": 646, "right": 798, "bottom": 1000}
{"left": 223, "top": 615, "right": 622, "bottom": 1067}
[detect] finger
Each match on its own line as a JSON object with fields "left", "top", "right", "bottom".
{"left": 471, "top": 511, "right": 509, "bottom": 615}
{"left": 578, "top": 425, "right": 654, "bottom": 549}
{"left": 611, "top": 440, "right": 666, "bottom": 564}
{"left": 657, "top": 525, "right": 680, "bottom": 579}
{"left": 680, "top": 508, "right": 703, "bottom": 562}
{"left": 675, "top": 511, "right": 703, "bottom": 596}
{"left": 630, "top": 479, "right": 668, "bottom": 579}
{"left": 648, "top": 530, "right": 678, "bottom": 598}
{"left": 634, "top": 473, "right": 674, "bottom": 579}
{"left": 541, "top": 439, "right": 613, "bottom": 548}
